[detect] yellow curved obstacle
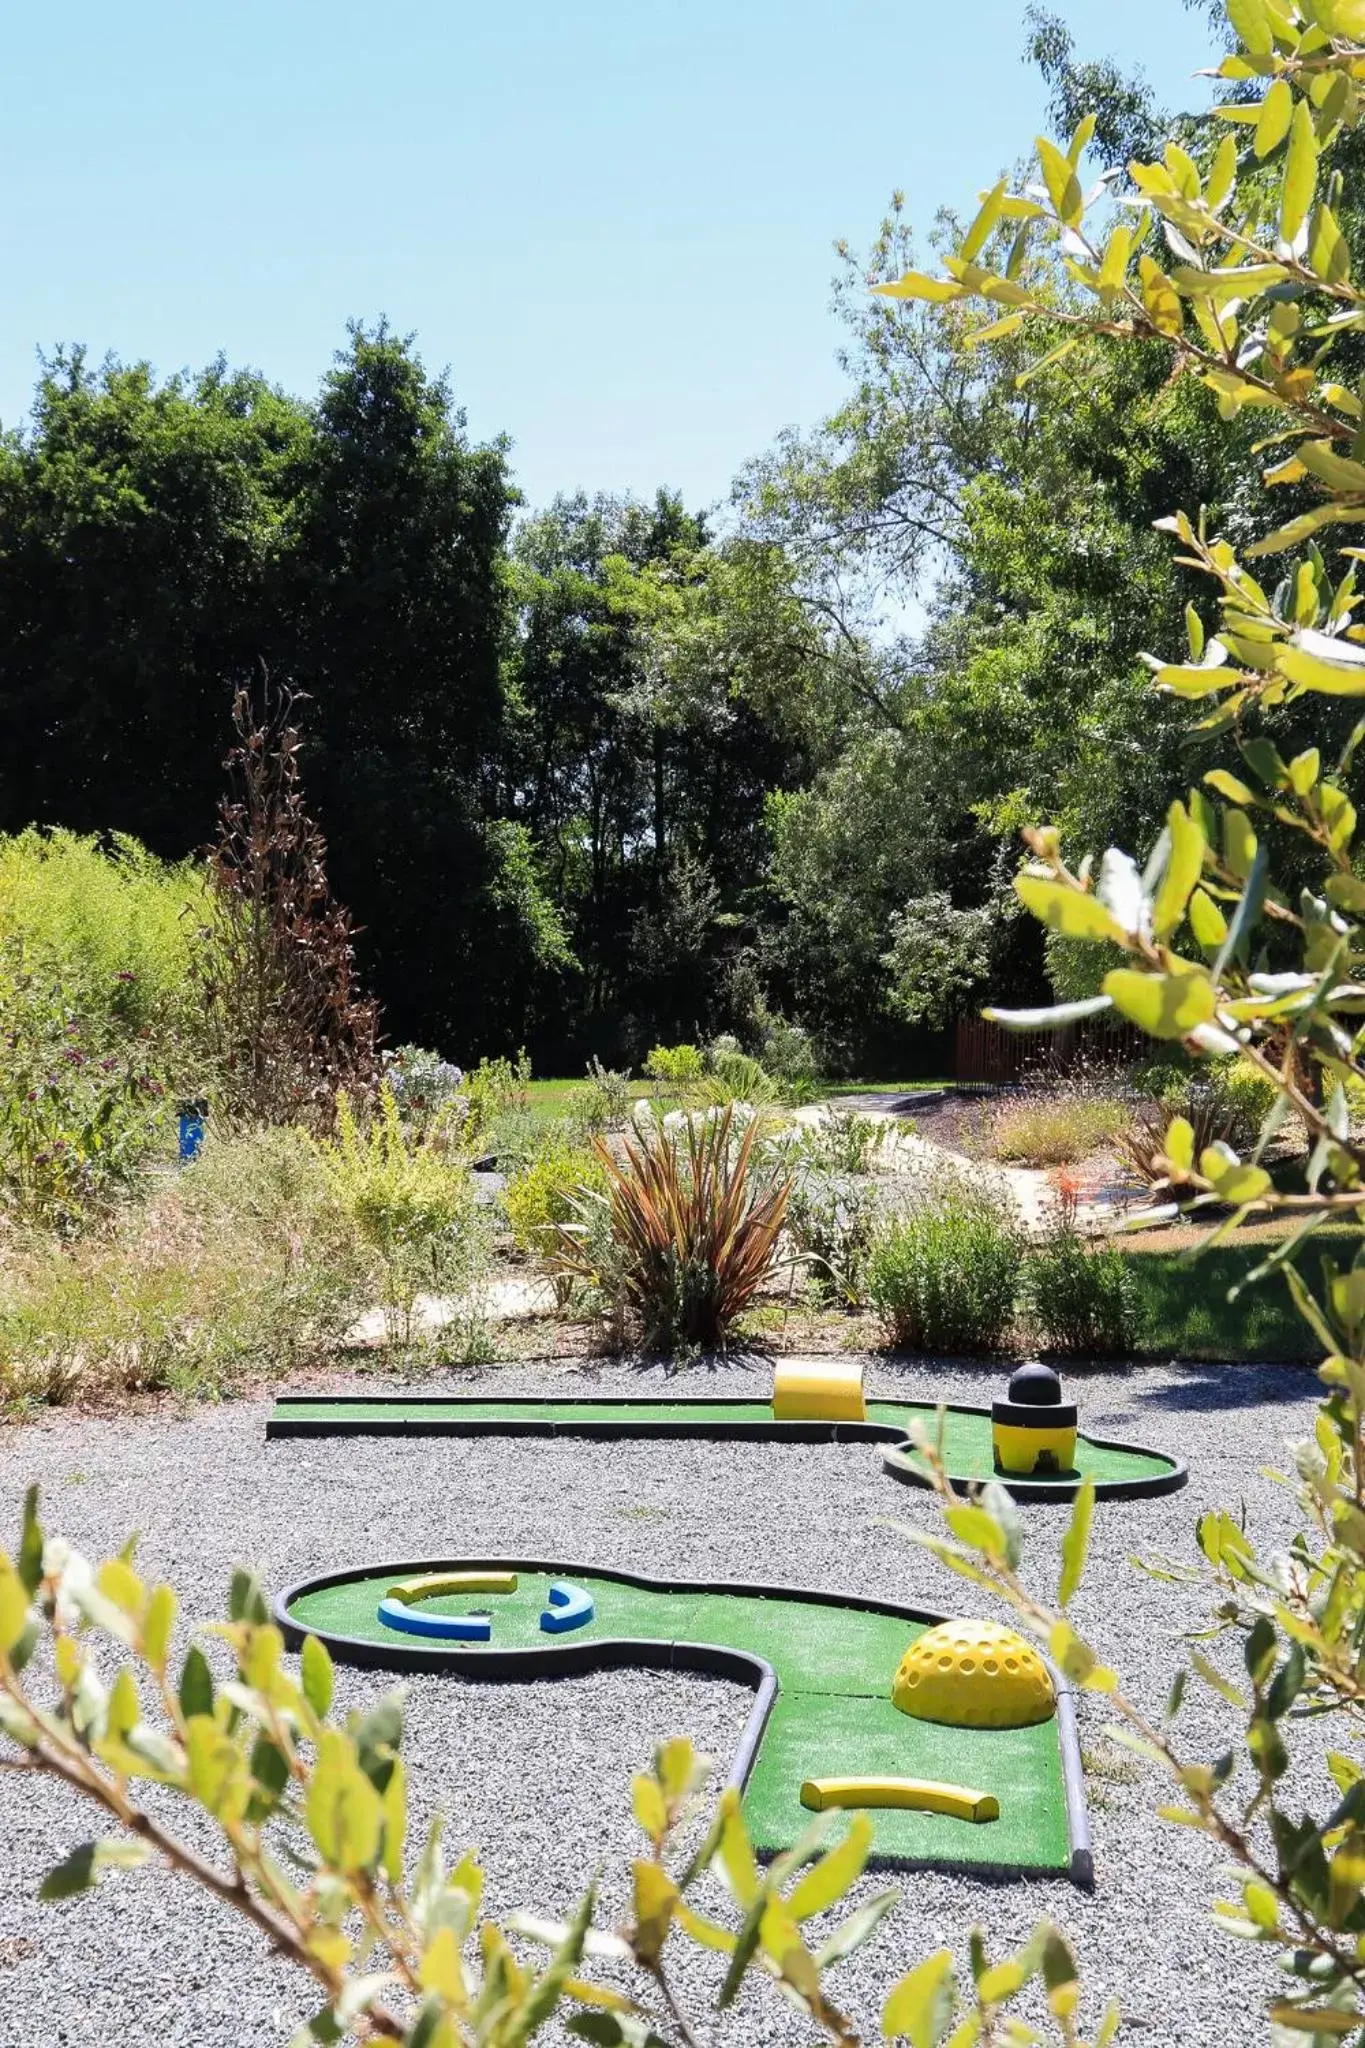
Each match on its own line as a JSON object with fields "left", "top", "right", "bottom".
{"left": 800, "top": 1777, "right": 999, "bottom": 1823}
{"left": 385, "top": 1571, "right": 519, "bottom": 1603}
{"left": 892, "top": 1620, "right": 1055, "bottom": 1730}
{"left": 771, "top": 1359, "right": 866, "bottom": 1424}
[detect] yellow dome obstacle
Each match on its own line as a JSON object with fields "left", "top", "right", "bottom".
{"left": 892, "top": 1620, "right": 1055, "bottom": 1730}
{"left": 771, "top": 1358, "right": 866, "bottom": 1424}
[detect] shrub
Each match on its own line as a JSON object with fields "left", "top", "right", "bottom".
{"left": 0, "top": 1492, "right": 915, "bottom": 2047}
{"left": 462, "top": 1050, "right": 532, "bottom": 1148}
{"left": 1024, "top": 1225, "right": 1136, "bottom": 1356}
{"left": 582, "top": 1054, "right": 632, "bottom": 1130}
{"left": 503, "top": 1137, "right": 609, "bottom": 1259}
{"left": 786, "top": 1175, "right": 881, "bottom": 1304}
{"left": 0, "top": 1128, "right": 370, "bottom": 1408}
{"left": 864, "top": 1174, "right": 1022, "bottom": 1352}
{"left": 701, "top": 1046, "right": 779, "bottom": 1107}
{"left": 549, "top": 1103, "right": 791, "bottom": 1350}
{"left": 0, "top": 941, "right": 172, "bottom": 1232}
{"left": 990, "top": 1091, "right": 1128, "bottom": 1166}
{"left": 925, "top": 18, "right": 1365, "bottom": 2033}
{"left": 644, "top": 1041, "right": 705, "bottom": 1086}
{"left": 383, "top": 1043, "right": 465, "bottom": 1137}
{"left": 0, "top": 826, "right": 205, "bottom": 1057}
{"left": 756, "top": 1009, "right": 818, "bottom": 1092}
{"left": 313, "top": 1086, "right": 483, "bottom": 1347}
{"left": 779, "top": 1106, "right": 884, "bottom": 1177}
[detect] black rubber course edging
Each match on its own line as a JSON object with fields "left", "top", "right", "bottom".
{"left": 267, "top": 1392, "right": 1186, "bottom": 1504}
{"left": 275, "top": 1554, "right": 1093, "bottom": 1889}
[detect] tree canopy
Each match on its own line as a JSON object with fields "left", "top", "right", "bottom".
{"left": 1, "top": 6, "right": 1317, "bottom": 1073}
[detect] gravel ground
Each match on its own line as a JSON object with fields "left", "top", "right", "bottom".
{"left": 0, "top": 1352, "right": 1323, "bottom": 2046}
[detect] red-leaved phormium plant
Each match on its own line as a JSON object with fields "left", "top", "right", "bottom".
{"left": 550, "top": 1104, "right": 791, "bottom": 1351}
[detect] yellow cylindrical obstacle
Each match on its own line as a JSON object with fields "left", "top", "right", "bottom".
{"left": 771, "top": 1359, "right": 866, "bottom": 1424}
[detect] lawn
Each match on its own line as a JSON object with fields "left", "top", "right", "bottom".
{"left": 1122, "top": 1229, "right": 1342, "bottom": 1365}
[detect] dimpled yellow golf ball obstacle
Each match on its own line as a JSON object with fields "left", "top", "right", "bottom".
{"left": 892, "top": 1620, "right": 1056, "bottom": 1730}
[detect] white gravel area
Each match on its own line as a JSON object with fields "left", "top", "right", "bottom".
{"left": 0, "top": 1353, "right": 1322, "bottom": 2046}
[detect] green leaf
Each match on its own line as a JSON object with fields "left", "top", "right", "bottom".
{"left": 787, "top": 1814, "right": 871, "bottom": 1921}
{"left": 883, "top": 1949, "right": 957, "bottom": 2045}
{"left": 1247, "top": 505, "right": 1365, "bottom": 557}
{"left": 567, "top": 2016, "right": 669, "bottom": 2048}
{"left": 1204, "top": 768, "right": 1257, "bottom": 805}
{"left": 40, "top": 1839, "right": 149, "bottom": 1901}
{"left": 1278, "top": 642, "right": 1365, "bottom": 694}
{"left": 1138, "top": 256, "right": 1183, "bottom": 337}
{"left": 873, "top": 272, "right": 965, "bottom": 305}
{"left": 178, "top": 1643, "right": 214, "bottom": 1721}
{"left": 1058, "top": 1477, "right": 1095, "bottom": 1609}
{"left": 301, "top": 1635, "right": 333, "bottom": 1720}
{"left": 1228, "top": 0, "right": 1273, "bottom": 57}
{"left": 1014, "top": 875, "right": 1127, "bottom": 944}
{"left": 1036, "top": 137, "right": 1083, "bottom": 227}
{"left": 1288, "top": 747, "right": 1321, "bottom": 795}
{"left": 964, "top": 312, "right": 1025, "bottom": 348}
{"left": 813, "top": 1887, "right": 899, "bottom": 1967}
{"left": 1280, "top": 98, "right": 1319, "bottom": 245}
{"left": 944, "top": 1504, "right": 1008, "bottom": 1558}
{"left": 1254, "top": 77, "right": 1293, "bottom": 160}
{"left": 1188, "top": 888, "right": 1228, "bottom": 949}
{"left": 1101, "top": 966, "right": 1216, "bottom": 1039}
{"left": 18, "top": 1487, "right": 42, "bottom": 1596}
{"left": 1152, "top": 800, "right": 1206, "bottom": 939}
{"left": 960, "top": 180, "right": 1007, "bottom": 263}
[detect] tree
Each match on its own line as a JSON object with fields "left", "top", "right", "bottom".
{"left": 279, "top": 323, "right": 560, "bottom": 1054}
{"left": 507, "top": 492, "right": 812, "bottom": 1062}
{"left": 0, "top": 351, "right": 311, "bottom": 848}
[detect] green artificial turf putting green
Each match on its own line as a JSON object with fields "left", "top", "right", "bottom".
{"left": 267, "top": 1394, "right": 1179, "bottom": 1495}
{"left": 283, "top": 1567, "right": 1071, "bottom": 1875}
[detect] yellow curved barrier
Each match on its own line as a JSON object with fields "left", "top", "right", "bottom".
{"left": 385, "top": 1571, "right": 519, "bottom": 1604}
{"left": 799, "top": 1777, "right": 999, "bottom": 1823}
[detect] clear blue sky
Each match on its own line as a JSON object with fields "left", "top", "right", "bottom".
{"left": 0, "top": 1, "right": 1215, "bottom": 516}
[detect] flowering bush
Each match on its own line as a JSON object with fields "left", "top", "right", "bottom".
{"left": 382, "top": 1043, "right": 465, "bottom": 1137}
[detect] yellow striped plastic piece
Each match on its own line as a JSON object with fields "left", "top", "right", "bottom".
{"left": 385, "top": 1571, "right": 518, "bottom": 1603}
{"left": 800, "top": 1777, "right": 999, "bottom": 1822}
{"left": 771, "top": 1359, "right": 866, "bottom": 1424}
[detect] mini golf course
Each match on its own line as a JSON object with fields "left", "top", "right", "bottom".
{"left": 277, "top": 1557, "right": 1092, "bottom": 1886}
{"left": 267, "top": 1392, "right": 1185, "bottom": 1502}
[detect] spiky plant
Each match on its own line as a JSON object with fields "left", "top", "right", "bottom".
{"left": 550, "top": 1105, "right": 791, "bottom": 1350}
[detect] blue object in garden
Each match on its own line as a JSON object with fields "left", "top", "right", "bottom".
{"left": 376, "top": 1596, "right": 492, "bottom": 1642}
{"left": 178, "top": 1101, "right": 207, "bottom": 1164}
{"left": 539, "top": 1580, "right": 595, "bottom": 1634}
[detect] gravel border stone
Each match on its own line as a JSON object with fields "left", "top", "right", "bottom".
{"left": 0, "top": 1352, "right": 1323, "bottom": 2045}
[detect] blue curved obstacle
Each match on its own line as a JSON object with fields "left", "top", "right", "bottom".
{"left": 540, "top": 1580, "right": 595, "bottom": 1634}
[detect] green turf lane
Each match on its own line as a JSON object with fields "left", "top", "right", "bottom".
{"left": 268, "top": 1393, "right": 1177, "bottom": 1490}
{"left": 285, "top": 1568, "right": 1070, "bottom": 1873}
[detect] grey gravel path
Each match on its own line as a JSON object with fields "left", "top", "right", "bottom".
{"left": 0, "top": 1354, "right": 1323, "bottom": 2046}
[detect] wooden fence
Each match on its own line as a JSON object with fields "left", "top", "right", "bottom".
{"left": 954, "top": 1014, "right": 1147, "bottom": 1090}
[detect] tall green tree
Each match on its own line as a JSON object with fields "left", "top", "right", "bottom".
{"left": 0, "top": 350, "right": 310, "bottom": 847}
{"left": 508, "top": 492, "right": 814, "bottom": 1061}
{"left": 277, "top": 322, "right": 559, "bottom": 1050}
